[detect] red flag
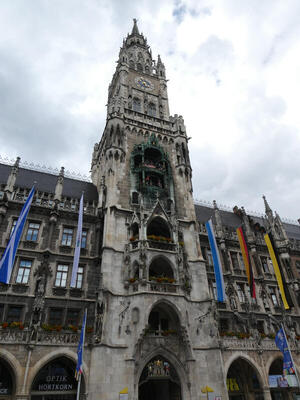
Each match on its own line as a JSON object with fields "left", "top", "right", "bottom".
{"left": 236, "top": 227, "right": 256, "bottom": 298}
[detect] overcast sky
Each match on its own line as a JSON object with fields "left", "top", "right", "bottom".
{"left": 0, "top": 0, "right": 299, "bottom": 221}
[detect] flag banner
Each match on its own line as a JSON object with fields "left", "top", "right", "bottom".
{"left": 275, "top": 328, "right": 295, "bottom": 375}
{"left": 264, "top": 233, "right": 292, "bottom": 309}
{"left": 0, "top": 186, "right": 35, "bottom": 284}
{"left": 75, "top": 309, "right": 87, "bottom": 380}
{"left": 236, "top": 227, "right": 256, "bottom": 298}
{"left": 205, "top": 219, "right": 226, "bottom": 302}
{"left": 70, "top": 194, "right": 83, "bottom": 288}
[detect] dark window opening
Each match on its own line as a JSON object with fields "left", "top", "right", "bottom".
{"left": 148, "top": 303, "right": 179, "bottom": 335}
{"left": 147, "top": 217, "right": 171, "bottom": 239}
{"left": 132, "top": 191, "right": 139, "bottom": 204}
{"left": 7, "top": 306, "right": 23, "bottom": 323}
{"left": 149, "top": 257, "right": 174, "bottom": 280}
{"left": 48, "top": 308, "right": 63, "bottom": 326}
{"left": 66, "top": 309, "right": 80, "bottom": 326}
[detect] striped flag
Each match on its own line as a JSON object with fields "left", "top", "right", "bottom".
{"left": 264, "top": 233, "right": 293, "bottom": 309}
{"left": 70, "top": 194, "right": 83, "bottom": 288}
{"left": 0, "top": 186, "right": 35, "bottom": 284}
{"left": 205, "top": 219, "right": 226, "bottom": 302}
{"left": 75, "top": 309, "right": 87, "bottom": 380}
{"left": 236, "top": 227, "right": 256, "bottom": 298}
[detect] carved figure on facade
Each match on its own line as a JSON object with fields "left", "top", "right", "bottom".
{"left": 118, "top": 300, "right": 131, "bottom": 334}
{"left": 95, "top": 296, "right": 106, "bottom": 343}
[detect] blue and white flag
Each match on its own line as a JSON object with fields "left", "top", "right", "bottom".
{"left": 205, "top": 219, "right": 226, "bottom": 302}
{"left": 0, "top": 186, "right": 35, "bottom": 284}
{"left": 70, "top": 194, "right": 83, "bottom": 288}
{"left": 75, "top": 309, "right": 87, "bottom": 380}
{"left": 275, "top": 327, "right": 295, "bottom": 375}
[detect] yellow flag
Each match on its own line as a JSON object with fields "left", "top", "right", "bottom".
{"left": 264, "top": 233, "right": 289, "bottom": 310}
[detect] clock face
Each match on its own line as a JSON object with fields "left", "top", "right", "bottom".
{"left": 135, "top": 77, "right": 154, "bottom": 91}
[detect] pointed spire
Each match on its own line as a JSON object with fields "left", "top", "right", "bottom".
{"left": 131, "top": 18, "right": 140, "bottom": 36}
{"left": 262, "top": 195, "right": 272, "bottom": 214}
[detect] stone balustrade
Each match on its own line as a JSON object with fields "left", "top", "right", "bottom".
{"left": 0, "top": 328, "right": 91, "bottom": 346}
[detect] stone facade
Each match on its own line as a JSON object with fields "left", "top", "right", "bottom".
{"left": 0, "top": 19, "right": 300, "bottom": 400}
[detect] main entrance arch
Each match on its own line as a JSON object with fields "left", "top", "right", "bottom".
{"left": 30, "top": 356, "right": 85, "bottom": 400}
{"left": 0, "top": 358, "right": 15, "bottom": 399}
{"left": 139, "top": 356, "right": 181, "bottom": 400}
{"left": 227, "top": 358, "right": 264, "bottom": 400}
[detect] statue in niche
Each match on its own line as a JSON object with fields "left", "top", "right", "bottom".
{"left": 95, "top": 298, "right": 105, "bottom": 343}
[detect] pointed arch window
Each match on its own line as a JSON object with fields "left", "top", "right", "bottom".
{"left": 137, "top": 63, "right": 143, "bottom": 72}
{"left": 133, "top": 98, "right": 141, "bottom": 112}
{"left": 148, "top": 103, "right": 156, "bottom": 117}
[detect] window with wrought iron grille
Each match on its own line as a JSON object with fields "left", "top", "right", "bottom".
{"left": 25, "top": 222, "right": 40, "bottom": 241}
{"left": 61, "top": 227, "right": 73, "bottom": 246}
{"left": 75, "top": 266, "right": 84, "bottom": 289}
{"left": 16, "top": 259, "right": 32, "bottom": 284}
{"left": 55, "top": 264, "right": 69, "bottom": 287}
{"left": 81, "top": 230, "right": 87, "bottom": 249}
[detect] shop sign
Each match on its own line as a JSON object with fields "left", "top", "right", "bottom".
{"left": 227, "top": 378, "right": 240, "bottom": 391}
{"left": 0, "top": 382, "right": 9, "bottom": 395}
{"left": 38, "top": 375, "right": 74, "bottom": 391}
{"left": 269, "top": 375, "right": 298, "bottom": 388}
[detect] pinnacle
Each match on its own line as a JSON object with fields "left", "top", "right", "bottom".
{"left": 262, "top": 195, "right": 272, "bottom": 214}
{"left": 131, "top": 18, "right": 140, "bottom": 36}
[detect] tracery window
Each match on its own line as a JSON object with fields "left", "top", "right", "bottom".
{"left": 148, "top": 102, "right": 156, "bottom": 117}
{"left": 133, "top": 98, "right": 141, "bottom": 112}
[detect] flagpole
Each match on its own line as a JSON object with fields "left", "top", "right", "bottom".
{"left": 76, "top": 308, "right": 87, "bottom": 400}
{"left": 281, "top": 324, "right": 300, "bottom": 388}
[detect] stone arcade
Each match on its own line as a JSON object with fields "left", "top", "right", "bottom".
{"left": 0, "top": 20, "right": 300, "bottom": 400}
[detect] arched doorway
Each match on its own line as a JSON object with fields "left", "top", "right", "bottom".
{"left": 0, "top": 358, "right": 15, "bottom": 399}
{"left": 227, "top": 358, "right": 263, "bottom": 400}
{"left": 139, "top": 356, "right": 181, "bottom": 400}
{"left": 30, "top": 356, "right": 84, "bottom": 399}
{"left": 269, "top": 358, "right": 298, "bottom": 400}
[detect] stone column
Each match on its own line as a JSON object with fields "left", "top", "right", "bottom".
{"left": 262, "top": 386, "right": 272, "bottom": 400}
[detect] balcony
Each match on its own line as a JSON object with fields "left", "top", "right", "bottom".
{"left": 128, "top": 280, "right": 179, "bottom": 294}
{"left": 128, "top": 239, "right": 177, "bottom": 252}
{"left": 0, "top": 327, "right": 91, "bottom": 346}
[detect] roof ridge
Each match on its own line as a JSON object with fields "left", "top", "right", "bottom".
{"left": 0, "top": 155, "right": 91, "bottom": 183}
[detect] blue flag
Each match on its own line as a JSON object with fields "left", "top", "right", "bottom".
{"left": 0, "top": 186, "right": 35, "bottom": 284}
{"left": 75, "top": 309, "right": 87, "bottom": 380}
{"left": 205, "top": 219, "right": 226, "bottom": 302}
{"left": 275, "top": 327, "right": 295, "bottom": 375}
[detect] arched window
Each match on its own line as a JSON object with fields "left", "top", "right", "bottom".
{"left": 31, "top": 357, "right": 85, "bottom": 399}
{"left": 139, "top": 356, "right": 181, "bottom": 399}
{"left": 133, "top": 98, "right": 141, "bottom": 112}
{"left": 145, "top": 65, "right": 150, "bottom": 74}
{"left": 148, "top": 303, "right": 179, "bottom": 335}
{"left": 227, "top": 358, "right": 263, "bottom": 400}
{"left": 129, "top": 59, "right": 134, "bottom": 68}
{"left": 0, "top": 358, "right": 15, "bottom": 398}
{"left": 147, "top": 217, "right": 170, "bottom": 239}
{"left": 148, "top": 103, "right": 156, "bottom": 117}
{"left": 149, "top": 257, "right": 174, "bottom": 281}
{"left": 137, "top": 63, "right": 143, "bottom": 72}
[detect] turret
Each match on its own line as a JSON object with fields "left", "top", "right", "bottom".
{"left": 5, "top": 156, "right": 20, "bottom": 199}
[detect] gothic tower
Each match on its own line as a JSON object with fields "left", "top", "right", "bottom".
{"left": 89, "top": 20, "right": 227, "bottom": 400}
